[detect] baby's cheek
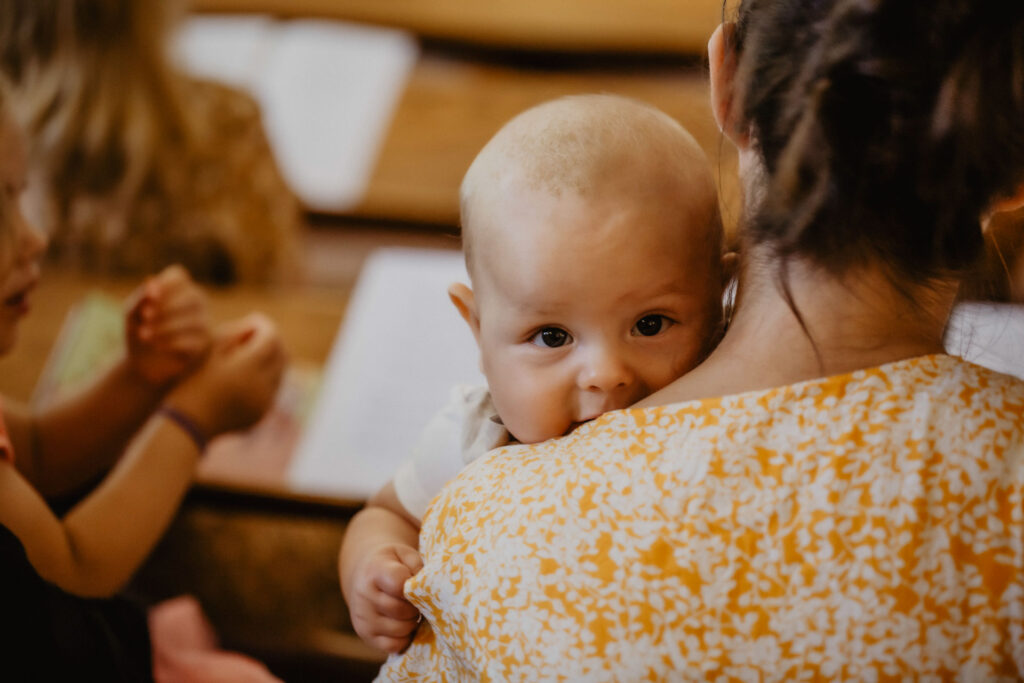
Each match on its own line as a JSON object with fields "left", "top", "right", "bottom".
{"left": 670, "top": 331, "right": 711, "bottom": 376}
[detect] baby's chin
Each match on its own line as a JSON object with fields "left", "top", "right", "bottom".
{"left": 509, "top": 419, "right": 594, "bottom": 445}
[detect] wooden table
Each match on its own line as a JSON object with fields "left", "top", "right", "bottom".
{"left": 358, "top": 54, "right": 741, "bottom": 233}
{"left": 191, "top": 0, "right": 723, "bottom": 54}
{"left": 0, "top": 272, "right": 347, "bottom": 404}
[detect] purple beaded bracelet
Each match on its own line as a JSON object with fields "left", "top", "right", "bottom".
{"left": 157, "top": 405, "right": 208, "bottom": 454}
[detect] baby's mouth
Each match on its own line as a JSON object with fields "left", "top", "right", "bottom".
{"left": 568, "top": 418, "right": 595, "bottom": 433}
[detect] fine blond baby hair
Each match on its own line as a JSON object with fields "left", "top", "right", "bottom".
{"left": 459, "top": 93, "right": 721, "bottom": 277}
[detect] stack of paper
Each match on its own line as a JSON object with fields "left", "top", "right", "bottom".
{"left": 289, "top": 248, "right": 484, "bottom": 498}
{"left": 174, "top": 14, "right": 419, "bottom": 212}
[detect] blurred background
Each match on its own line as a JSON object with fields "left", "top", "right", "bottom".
{"left": 178, "top": 0, "right": 740, "bottom": 286}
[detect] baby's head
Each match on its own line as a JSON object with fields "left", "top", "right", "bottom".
{"left": 450, "top": 94, "right": 726, "bottom": 443}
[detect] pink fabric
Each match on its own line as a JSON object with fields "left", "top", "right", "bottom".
{"left": 148, "top": 595, "right": 283, "bottom": 683}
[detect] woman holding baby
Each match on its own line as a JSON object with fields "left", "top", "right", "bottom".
{"left": 376, "top": 0, "right": 1024, "bottom": 678}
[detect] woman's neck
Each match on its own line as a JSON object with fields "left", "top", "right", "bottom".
{"left": 638, "top": 248, "right": 958, "bottom": 407}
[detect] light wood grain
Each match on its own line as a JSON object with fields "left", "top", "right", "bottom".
{"left": 189, "top": 0, "right": 723, "bottom": 54}
{"left": 357, "top": 55, "right": 741, "bottom": 233}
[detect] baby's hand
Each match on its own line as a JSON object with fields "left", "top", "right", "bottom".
{"left": 126, "top": 265, "right": 212, "bottom": 387}
{"left": 348, "top": 544, "right": 424, "bottom": 653}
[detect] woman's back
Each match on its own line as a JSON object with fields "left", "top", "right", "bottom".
{"left": 387, "top": 356, "right": 1024, "bottom": 680}
{"left": 377, "top": 0, "right": 1024, "bottom": 678}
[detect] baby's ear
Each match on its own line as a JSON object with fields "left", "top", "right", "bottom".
{"left": 448, "top": 282, "right": 481, "bottom": 343}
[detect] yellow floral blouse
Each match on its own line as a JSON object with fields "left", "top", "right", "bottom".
{"left": 380, "top": 354, "right": 1024, "bottom": 681}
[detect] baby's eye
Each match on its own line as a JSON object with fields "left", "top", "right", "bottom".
{"left": 633, "top": 315, "right": 670, "bottom": 337}
{"left": 530, "top": 327, "right": 572, "bottom": 348}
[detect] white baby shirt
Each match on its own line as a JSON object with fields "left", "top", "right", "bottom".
{"left": 392, "top": 385, "right": 510, "bottom": 520}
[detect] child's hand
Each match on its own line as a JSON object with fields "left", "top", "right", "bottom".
{"left": 126, "top": 265, "right": 212, "bottom": 387}
{"left": 348, "top": 543, "right": 424, "bottom": 653}
{"left": 163, "top": 313, "right": 286, "bottom": 439}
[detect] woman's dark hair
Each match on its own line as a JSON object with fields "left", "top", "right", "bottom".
{"left": 730, "top": 0, "right": 1024, "bottom": 284}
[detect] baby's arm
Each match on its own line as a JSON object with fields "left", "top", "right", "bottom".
{"left": 340, "top": 481, "right": 424, "bottom": 654}
{"left": 8, "top": 265, "right": 211, "bottom": 497}
{"left": 0, "top": 314, "right": 284, "bottom": 597}
{"left": 340, "top": 385, "right": 501, "bottom": 652}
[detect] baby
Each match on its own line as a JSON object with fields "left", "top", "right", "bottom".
{"left": 340, "top": 93, "right": 730, "bottom": 653}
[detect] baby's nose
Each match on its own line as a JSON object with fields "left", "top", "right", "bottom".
{"left": 579, "top": 346, "right": 634, "bottom": 394}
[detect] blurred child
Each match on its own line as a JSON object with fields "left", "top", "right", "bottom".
{"left": 340, "top": 94, "right": 730, "bottom": 652}
{"left": 0, "top": 93, "right": 286, "bottom": 680}
{"left": 0, "top": 0, "right": 302, "bottom": 285}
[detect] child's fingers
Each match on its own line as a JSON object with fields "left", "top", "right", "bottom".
{"left": 371, "top": 590, "right": 420, "bottom": 622}
{"left": 394, "top": 545, "right": 424, "bottom": 576}
{"left": 125, "top": 280, "right": 159, "bottom": 323}
{"left": 141, "top": 265, "right": 205, "bottom": 321}
{"left": 367, "top": 609, "right": 419, "bottom": 637}
{"left": 150, "top": 333, "right": 213, "bottom": 362}
{"left": 225, "top": 316, "right": 287, "bottom": 371}
{"left": 135, "top": 289, "right": 206, "bottom": 332}
{"left": 370, "top": 633, "right": 415, "bottom": 654}
{"left": 214, "top": 313, "right": 274, "bottom": 350}
{"left": 372, "top": 559, "right": 417, "bottom": 598}
{"left": 151, "top": 264, "right": 191, "bottom": 294}
{"left": 350, "top": 600, "right": 418, "bottom": 653}
{"left": 147, "top": 291, "right": 205, "bottom": 322}
{"left": 138, "top": 316, "right": 211, "bottom": 346}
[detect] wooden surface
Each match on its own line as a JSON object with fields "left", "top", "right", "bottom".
{"left": 0, "top": 273, "right": 347, "bottom": 403}
{"left": 189, "top": 0, "right": 723, "bottom": 54}
{"left": 356, "top": 54, "right": 741, "bottom": 232}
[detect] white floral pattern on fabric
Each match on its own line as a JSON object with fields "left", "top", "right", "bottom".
{"left": 378, "top": 355, "right": 1024, "bottom": 682}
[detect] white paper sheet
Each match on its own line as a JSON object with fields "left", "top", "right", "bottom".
{"left": 288, "top": 248, "right": 484, "bottom": 499}
{"left": 946, "top": 302, "right": 1024, "bottom": 380}
{"left": 174, "top": 14, "right": 418, "bottom": 212}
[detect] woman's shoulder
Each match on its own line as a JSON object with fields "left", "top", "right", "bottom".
{"left": 454, "top": 353, "right": 1024, "bottom": 493}
{"left": 645, "top": 353, "right": 1024, "bottom": 421}
{"left": 901, "top": 353, "right": 1024, "bottom": 412}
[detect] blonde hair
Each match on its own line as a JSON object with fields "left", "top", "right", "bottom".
{"left": 2, "top": 1, "right": 190, "bottom": 207}
{"left": 459, "top": 94, "right": 721, "bottom": 275}
{"left": 0, "top": 0, "right": 301, "bottom": 283}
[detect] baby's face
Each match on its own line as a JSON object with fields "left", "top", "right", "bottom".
{"left": 464, "top": 185, "right": 722, "bottom": 444}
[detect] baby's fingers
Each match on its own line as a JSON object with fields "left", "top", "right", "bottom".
{"left": 371, "top": 590, "right": 420, "bottom": 622}
{"left": 394, "top": 545, "right": 424, "bottom": 576}
{"left": 373, "top": 558, "right": 417, "bottom": 599}
{"left": 370, "top": 633, "right": 416, "bottom": 655}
